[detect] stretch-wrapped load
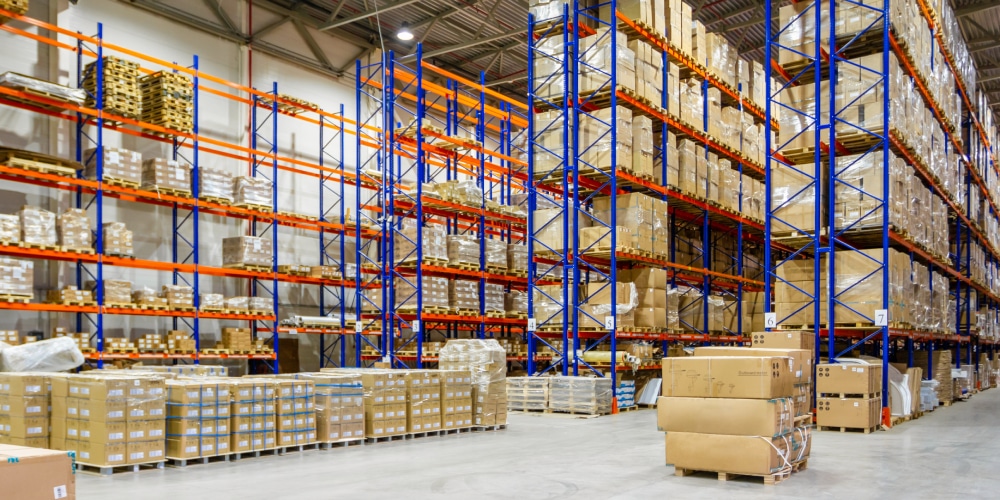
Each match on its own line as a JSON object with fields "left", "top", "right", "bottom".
{"left": 199, "top": 168, "right": 234, "bottom": 202}
{"left": 395, "top": 222, "right": 447, "bottom": 264}
{"left": 234, "top": 176, "right": 272, "bottom": 207}
{"left": 222, "top": 236, "right": 272, "bottom": 268}
{"left": 84, "top": 147, "right": 142, "bottom": 186}
{"left": 0, "top": 258, "right": 32, "bottom": 297}
{"left": 101, "top": 222, "right": 133, "bottom": 256}
{"left": 439, "top": 340, "right": 507, "bottom": 427}
{"left": 18, "top": 206, "right": 56, "bottom": 246}
{"left": 142, "top": 158, "right": 192, "bottom": 194}
{"left": 395, "top": 276, "right": 448, "bottom": 310}
{"left": 447, "top": 234, "right": 479, "bottom": 267}
{"left": 57, "top": 209, "right": 91, "bottom": 251}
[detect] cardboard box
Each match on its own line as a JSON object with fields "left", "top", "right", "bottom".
{"left": 661, "top": 356, "right": 794, "bottom": 398}
{"left": 817, "top": 363, "right": 882, "bottom": 395}
{"left": 750, "top": 331, "right": 816, "bottom": 351}
{"left": 693, "top": 346, "right": 813, "bottom": 384}
{"left": 75, "top": 440, "right": 126, "bottom": 466}
{"left": 0, "top": 444, "right": 75, "bottom": 500}
{"left": 656, "top": 396, "right": 793, "bottom": 437}
{"left": 665, "top": 432, "right": 789, "bottom": 476}
{"left": 817, "top": 397, "right": 880, "bottom": 429}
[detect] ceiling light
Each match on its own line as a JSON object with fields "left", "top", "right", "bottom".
{"left": 397, "top": 22, "right": 414, "bottom": 41}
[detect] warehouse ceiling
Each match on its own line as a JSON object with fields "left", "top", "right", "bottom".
{"left": 117, "top": 0, "right": 999, "bottom": 110}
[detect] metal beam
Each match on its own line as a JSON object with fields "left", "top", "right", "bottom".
{"left": 326, "top": 0, "right": 348, "bottom": 23}
{"left": 293, "top": 19, "right": 333, "bottom": 69}
{"left": 957, "top": 3, "right": 1000, "bottom": 18}
{"left": 970, "top": 39, "right": 1000, "bottom": 55}
{"left": 320, "top": 0, "right": 421, "bottom": 31}
{"left": 475, "top": 0, "right": 504, "bottom": 39}
{"left": 252, "top": 16, "right": 291, "bottom": 41}
{"left": 466, "top": 41, "right": 523, "bottom": 64}
{"left": 202, "top": 0, "right": 238, "bottom": 35}
{"left": 484, "top": 73, "right": 527, "bottom": 87}
{"left": 411, "top": 1, "right": 482, "bottom": 29}
{"left": 398, "top": 29, "right": 528, "bottom": 62}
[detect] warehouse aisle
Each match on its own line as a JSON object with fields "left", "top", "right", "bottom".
{"left": 78, "top": 391, "right": 1000, "bottom": 499}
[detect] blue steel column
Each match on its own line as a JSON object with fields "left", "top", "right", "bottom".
{"left": 527, "top": 7, "right": 571, "bottom": 377}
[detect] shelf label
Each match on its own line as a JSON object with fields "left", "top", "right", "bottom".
{"left": 287, "top": 329, "right": 297, "bottom": 335}
{"left": 412, "top": 320, "right": 421, "bottom": 332}
{"left": 527, "top": 318, "right": 536, "bottom": 332}
{"left": 874, "top": 309, "right": 888, "bottom": 327}
{"left": 604, "top": 316, "right": 615, "bottom": 330}
{"left": 764, "top": 313, "right": 777, "bottom": 329}
{"left": 355, "top": 322, "right": 363, "bottom": 333}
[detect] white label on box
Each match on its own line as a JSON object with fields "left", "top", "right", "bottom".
{"left": 110, "top": 432, "right": 123, "bottom": 440}
{"left": 150, "top": 450, "right": 163, "bottom": 458}
{"left": 176, "top": 168, "right": 185, "bottom": 180}
{"left": 854, "top": 402, "right": 859, "bottom": 407}
{"left": 130, "top": 452, "right": 144, "bottom": 461}
{"left": 109, "top": 151, "right": 120, "bottom": 165}
{"left": 130, "top": 431, "right": 144, "bottom": 439}
{"left": 28, "top": 427, "right": 42, "bottom": 434}
{"left": 253, "top": 239, "right": 261, "bottom": 251}
{"left": 185, "top": 446, "right": 197, "bottom": 453}
{"left": 150, "top": 429, "right": 163, "bottom": 437}
{"left": 109, "top": 454, "right": 123, "bottom": 462}
{"left": 12, "top": 268, "right": 22, "bottom": 279}
{"left": 54, "top": 485, "right": 68, "bottom": 499}
{"left": 764, "top": 313, "right": 777, "bottom": 329}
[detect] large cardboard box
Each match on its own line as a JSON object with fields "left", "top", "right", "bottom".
{"left": 0, "top": 444, "right": 76, "bottom": 500}
{"left": 693, "top": 346, "right": 813, "bottom": 384}
{"left": 661, "top": 357, "right": 795, "bottom": 399}
{"left": 817, "top": 363, "right": 882, "bottom": 395}
{"left": 656, "top": 396, "right": 793, "bottom": 437}
{"left": 750, "top": 330, "right": 816, "bottom": 351}
{"left": 665, "top": 432, "right": 789, "bottom": 476}
{"left": 817, "top": 397, "right": 880, "bottom": 429}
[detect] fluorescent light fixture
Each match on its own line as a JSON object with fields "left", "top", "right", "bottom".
{"left": 397, "top": 21, "right": 414, "bottom": 41}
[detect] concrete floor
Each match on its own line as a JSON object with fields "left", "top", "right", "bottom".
{"left": 78, "top": 390, "right": 1000, "bottom": 499}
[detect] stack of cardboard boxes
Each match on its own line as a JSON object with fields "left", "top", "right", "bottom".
{"left": 0, "top": 373, "right": 49, "bottom": 448}
{"left": 274, "top": 379, "right": 316, "bottom": 448}
{"left": 222, "top": 236, "right": 272, "bottom": 269}
{"left": 233, "top": 176, "right": 272, "bottom": 208}
{"left": 816, "top": 363, "right": 883, "bottom": 433}
{"left": 228, "top": 378, "right": 276, "bottom": 454}
{"left": 0, "top": 257, "right": 32, "bottom": 298}
{"left": 400, "top": 370, "right": 443, "bottom": 433}
{"left": 440, "top": 370, "right": 473, "bottom": 430}
{"left": 166, "top": 330, "right": 196, "bottom": 353}
{"left": 221, "top": 327, "right": 253, "bottom": 353}
{"left": 58, "top": 374, "right": 166, "bottom": 468}
{"left": 658, "top": 353, "right": 809, "bottom": 480}
{"left": 165, "top": 379, "right": 230, "bottom": 461}
{"left": 84, "top": 147, "right": 142, "bottom": 186}
{"left": 199, "top": 167, "right": 234, "bottom": 203}
{"left": 101, "top": 222, "right": 133, "bottom": 256}
{"left": 439, "top": 340, "right": 508, "bottom": 428}
{"left": 296, "top": 373, "right": 365, "bottom": 443}
{"left": 17, "top": 206, "right": 56, "bottom": 247}
{"left": 141, "top": 158, "right": 192, "bottom": 194}
{"left": 57, "top": 208, "right": 91, "bottom": 252}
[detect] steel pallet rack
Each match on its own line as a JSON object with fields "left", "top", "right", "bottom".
{"left": 765, "top": 0, "right": 1000, "bottom": 424}
{"left": 527, "top": 1, "right": 776, "bottom": 397}
{"left": 0, "top": 8, "right": 368, "bottom": 370}
{"left": 354, "top": 46, "right": 531, "bottom": 368}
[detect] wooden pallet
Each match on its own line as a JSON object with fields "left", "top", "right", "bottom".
{"left": 398, "top": 257, "right": 449, "bottom": 268}
{"left": 105, "top": 302, "right": 137, "bottom": 309}
{"left": 397, "top": 306, "right": 450, "bottom": 315}
{"left": 235, "top": 203, "right": 273, "bottom": 213}
{"left": 486, "top": 266, "right": 508, "bottom": 275}
{"left": 62, "top": 246, "right": 97, "bottom": 255}
{"left": 19, "top": 241, "right": 60, "bottom": 251}
{"left": 674, "top": 466, "right": 790, "bottom": 485}
{"left": 169, "top": 306, "right": 197, "bottom": 312}
{"left": 145, "top": 186, "right": 192, "bottom": 197}
{"left": 105, "top": 347, "right": 138, "bottom": 354}
{"left": 505, "top": 312, "right": 528, "bottom": 319}
{"left": 76, "top": 461, "right": 165, "bottom": 476}
{"left": 484, "top": 311, "right": 506, "bottom": 319}
{"left": 46, "top": 300, "right": 97, "bottom": 307}
{"left": 223, "top": 263, "right": 272, "bottom": 273}
{"left": 198, "top": 195, "right": 233, "bottom": 205}
{"left": 135, "top": 302, "right": 169, "bottom": 311}
{"left": 451, "top": 308, "right": 480, "bottom": 317}
{"left": 448, "top": 262, "right": 479, "bottom": 271}
{"left": 0, "top": 148, "right": 83, "bottom": 176}
{"left": 100, "top": 176, "right": 141, "bottom": 189}
{"left": 819, "top": 425, "right": 879, "bottom": 434}
{"left": 202, "top": 348, "right": 228, "bottom": 355}
{"left": 0, "top": 293, "right": 31, "bottom": 304}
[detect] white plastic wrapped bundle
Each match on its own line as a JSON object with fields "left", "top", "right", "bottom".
{"left": 447, "top": 234, "right": 479, "bottom": 266}
{"left": 234, "top": 176, "right": 273, "bottom": 207}
{"left": 225, "top": 296, "right": 249, "bottom": 311}
{"left": 222, "top": 236, "right": 272, "bottom": 268}
{"left": 453, "top": 180, "right": 483, "bottom": 207}
{"left": 17, "top": 206, "right": 56, "bottom": 246}
{"left": 199, "top": 167, "right": 234, "bottom": 202}
{"left": 0, "top": 337, "right": 84, "bottom": 372}
{"left": 160, "top": 284, "right": 194, "bottom": 309}
{"left": 250, "top": 296, "right": 271, "bottom": 313}
{"left": 102, "top": 221, "right": 133, "bottom": 256}
{"left": 0, "top": 72, "right": 86, "bottom": 103}
{"left": 485, "top": 239, "right": 506, "bottom": 270}
{"left": 449, "top": 279, "right": 479, "bottom": 311}
{"left": 101, "top": 279, "right": 132, "bottom": 304}
{"left": 547, "top": 376, "right": 612, "bottom": 415}
{"left": 200, "top": 293, "right": 224, "bottom": 310}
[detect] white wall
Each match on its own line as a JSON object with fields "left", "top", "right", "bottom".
{"left": 0, "top": 0, "right": 367, "bottom": 371}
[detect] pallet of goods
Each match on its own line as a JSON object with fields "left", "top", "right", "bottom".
{"left": 82, "top": 56, "right": 141, "bottom": 120}
{"left": 140, "top": 71, "right": 193, "bottom": 135}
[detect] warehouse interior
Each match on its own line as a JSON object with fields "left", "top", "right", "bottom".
{"left": 1, "top": 0, "right": 1000, "bottom": 497}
